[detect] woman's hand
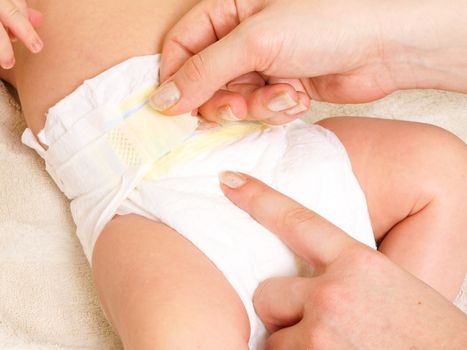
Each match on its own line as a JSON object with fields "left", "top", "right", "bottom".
{"left": 0, "top": 0, "right": 43, "bottom": 69}
{"left": 152, "top": 0, "right": 467, "bottom": 124}
{"left": 218, "top": 171, "right": 467, "bottom": 349}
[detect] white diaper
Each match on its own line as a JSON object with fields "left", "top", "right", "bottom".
{"left": 22, "top": 55, "right": 375, "bottom": 349}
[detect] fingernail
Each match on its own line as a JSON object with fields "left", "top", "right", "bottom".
{"left": 31, "top": 38, "right": 43, "bottom": 53}
{"left": 218, "top": 106, "right": 240, "bottom": 121}
{"left": 219, "top": 171, "right": 247, "bottom": 189}
{"left": 267, "top": 92, "right": 296, "bottom": 112}
{"left": 2, "top": 58, "right": 15, "bottom": 70}
{"left": 150, "top": 81, "right": 181, "bottom": 111}
{"left": 286, "top": 103, "right": 308, "bottom": 115}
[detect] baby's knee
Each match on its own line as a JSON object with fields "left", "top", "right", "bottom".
{"left": 419, "top": 125, "right": 466, "bottom": 201}
{"left": 417, "top": 126, "right": 467, "bottom": 243}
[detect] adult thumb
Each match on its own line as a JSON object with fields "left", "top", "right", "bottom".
{"left": 149, "top": 28, "right": 256, "bottom": 115}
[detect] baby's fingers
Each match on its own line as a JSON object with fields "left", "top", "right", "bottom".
{"left": 0, "top": 24, "right": 14, "bottom": 68}
{"left": 0, "top": 0, "right": 43, "bottom": 54}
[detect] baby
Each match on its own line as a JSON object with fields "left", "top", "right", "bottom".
{"left": 2, "top": 1, "right": 466, "bottom": 349}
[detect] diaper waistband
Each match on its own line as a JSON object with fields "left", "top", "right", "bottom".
{"left": 22, "top": 55, "right": 268, "bottom": 200}
{"left": 25, "top": 86, "right": 198, "bottom": 198}
{"left": 39, "top": 55, "right": 165, "bottom": 147}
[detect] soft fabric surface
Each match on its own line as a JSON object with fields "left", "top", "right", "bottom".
{"left": 0, "top": 82, "right": 466, "bottom": 349}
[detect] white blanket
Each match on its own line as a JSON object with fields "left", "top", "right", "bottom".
{"left": 1, "top": 82, "right": 466, "bottom": 349}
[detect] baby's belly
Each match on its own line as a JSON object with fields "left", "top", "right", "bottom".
{"left": 15, "top": 0, "right": 199, "bottom": 135}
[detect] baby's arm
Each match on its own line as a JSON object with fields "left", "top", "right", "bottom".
{"left": 319, "top": 117, "right": 467, "bottom": 300}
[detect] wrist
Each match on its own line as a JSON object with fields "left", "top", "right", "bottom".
{"left": 379, "top": 0, "right": 467, "bottom": 93}
{"left": 383, "top": 46, "right": 467, "bottom": 94}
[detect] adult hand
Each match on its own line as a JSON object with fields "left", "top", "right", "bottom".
{"left": 152, "top": 0, "right": 467, "bottom": 124}
{"left": 0, "top": 0, "right": 43, "bottom": 69}
{"left": 218, "top": 171, "right": 467, "bottom": 349}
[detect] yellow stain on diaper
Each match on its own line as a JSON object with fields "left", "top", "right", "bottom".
{"left": 104, "top": 85, "right": 197, "bottom": 167}
{"left": 145, "top": 121, "right": 267, "bottom": 180}
{"left": 104, "top": 85, "right": 267, "bottom": 178}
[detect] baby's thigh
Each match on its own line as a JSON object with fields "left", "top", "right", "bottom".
{"left": 92, "top": 214, "right": 249, "bottom": 350}
{"left": 318, "top": 117, "right": 467, "bottom": 241}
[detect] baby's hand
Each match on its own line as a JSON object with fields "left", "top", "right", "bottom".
{"left": 0, "top": 0, "right": 43, "bottom": 69}
{"left": 197, "top": 73, "right": 310, "bottom": 126}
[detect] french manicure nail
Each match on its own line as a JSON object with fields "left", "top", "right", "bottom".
{"left": 218, "top": 106, "right": 240, "bottom": 121}
{"left": 219, "top": 171, "right": 247, "bottom": 189}
{"left": 286, "top": 103, "right": 308, "bottom": 115}
{"left": 267, "top": 92, "right": 297, "bottom": 112}
{"left": 150, "top": 81, "right": 181, "bottom": 111}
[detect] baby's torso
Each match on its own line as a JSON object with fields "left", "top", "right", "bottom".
{"left": 11, "top": 0, "right": 200, "bottom": 135}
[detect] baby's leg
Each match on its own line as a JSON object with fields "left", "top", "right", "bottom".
{"left": 92, "top": 214, "right": 250, "bottom": 350}
{"left": 318, "top": 117, "right": 467, "bottom": 300}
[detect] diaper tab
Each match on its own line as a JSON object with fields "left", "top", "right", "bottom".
{"left": 21, "top": 128, "right": 46, "bottom": 158}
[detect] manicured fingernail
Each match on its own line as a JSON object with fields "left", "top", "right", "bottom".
{"left": 286, "top": 103, "right": 308, "bottom": 115}
{"left": 219, "top": 171, "right": 247, "bottom": 189}
{"left": 31, "top": 38, "right": 43, "bottom": 53}
{"left": 2, "top": 58, "right": 15, "bottom": 70}
{"left": 150, "top": 81, "right": 181, "bottom": 111}
{"left": 267, "top": 92, "right": 296, "bottom": 112}
{"left": 218, "top": 106, "right": 240, "bottom": 121}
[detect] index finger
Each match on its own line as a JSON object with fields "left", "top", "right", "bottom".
{"left": 219, "top": 172, "right": 357, "bottom": 270}
{"left": 160, "top": 0, "right": 263, "bottom": 82}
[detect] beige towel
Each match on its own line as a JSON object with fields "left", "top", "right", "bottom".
{"left": 0, "top": 83, "right": 466, "bottom": 349}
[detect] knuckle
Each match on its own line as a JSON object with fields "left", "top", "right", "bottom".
{"left": 240, "top": 21, "right": 277, "bottom": 72}
{"left": 6, "top": 5, "right": 20, "bottom": 19}
{"left": 241, "top": 21, "right": 265, "bottom": 51}
{"left": 348, "top": 246, "right": 380, "bottom": 269}
{"left": 247, "top": 188, "right": 271, "bottom": 217}
{"left": 11, "top": 0, "right": 28, "bottom": 11}
{"left": 1, "top": 4, "right": 30, "bottom": 35}
{"left": 312, "top": 281, "right": 347, "bottom": 315}
{"left": 183, "top": 53, "right": 207, "bottom": 83}
{"left": 276, "top": 205, "right": 317, "bottom": 235}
